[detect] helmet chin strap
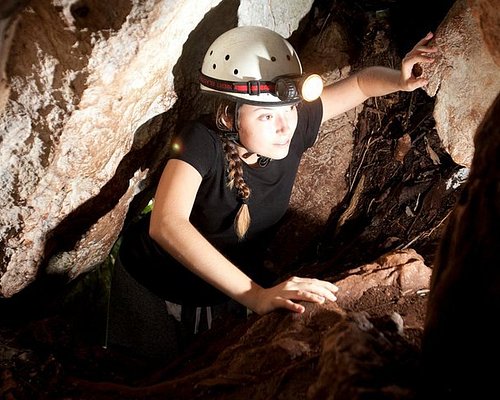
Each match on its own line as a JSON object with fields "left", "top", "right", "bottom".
{"left": 239, "top": 148, "right": 272, "bottom": 168}
{"left": 257, "top": 155, "right": 271, "bottom": 168}
{"left": 224, "top": 102, "right": 272, "bottom": 168}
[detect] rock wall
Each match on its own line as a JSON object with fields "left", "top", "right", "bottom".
{"left": 0, "top": 0, "right": 219, "bottom": 297}
{"left": 421, "top": 0, "right": 500, "bottom": 167}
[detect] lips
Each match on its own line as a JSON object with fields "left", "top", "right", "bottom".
{"left": 274, "top": 138, "right": 291, "bottom": 146}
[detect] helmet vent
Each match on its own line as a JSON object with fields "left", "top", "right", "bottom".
{"left": 233, "top": 68, "right": 238, "bottom": 75}
{"left": 271, "top": 56, "right": 276, "bottom": 62}
{"left": 286, "top": 55, "right": 291, "bottom": 61}
{"left": 225, "top": 54, "right": 230, "bottom": 60}
{"left": 210, "top": 50, "right": 213, "bottom": 56}
{"left": 212, "top": 63, "right": 216, "bottom": 69}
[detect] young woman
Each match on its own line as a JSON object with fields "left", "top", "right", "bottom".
{"left": 108, "top": 26, "right": 436, "bottom": 359}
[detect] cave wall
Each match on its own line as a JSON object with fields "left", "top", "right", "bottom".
{"left": 1, "top": 0, "right": 223, "bottom": 296}
{"left": 422, "top": 0, "right": 500, "bottom": 167}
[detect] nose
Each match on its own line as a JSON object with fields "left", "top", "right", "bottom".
{"left": 276, "top": 113, "right": 291, "bottom": 136}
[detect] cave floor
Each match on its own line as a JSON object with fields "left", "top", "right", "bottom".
{"left": 0, "top": 283, "right": 429, "bottom": 400}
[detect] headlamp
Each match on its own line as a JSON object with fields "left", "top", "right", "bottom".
{"left": 274, "top": 74, "right": 323, "bottom": 102}
{"left": 199, "top": 71, "right": 323, "bottom": 103}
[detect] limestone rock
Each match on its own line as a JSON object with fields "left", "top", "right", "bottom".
{"left": 421, "top": 0, "right": 500, "bottom": 167}
{"left": 308, "top": 312, "right": 415, "bottom": 400}
{"left": 471, "top": 0, "right": 500, "bottom": 66}
{"left": 0, "top": 0, "right": 227, "bottom": 297}
{"left": 238, "top": 0, "right": 314, "bottom": 38}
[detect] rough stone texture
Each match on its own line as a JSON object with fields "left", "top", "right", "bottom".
{"left": 0, "top": 0, "right": 348, "bottom": 297}
{"left": 69, "top": 248, "right": 430, "bottom": 399}
{"left": 334, "top": 249, "right": 431, "bottom": 308}
{"left": 308, "top": 312, "right": 415, "bottom": 400}
{"left": 421, "top": 0, "right": 500, "bottom": 167}
{"left": 0, "top": 0, "right": 228, "bottom": 297}
{"left": 421, "top": 92, "right": 500, "bottom": 397}
{"left": 238, "top": 0, "right": 314, "bottom": 38}
{"left": 0, "top": 1, "right": 31, "bottom": 112}
{"left": 471, "top": 0, "right": 500, "bottom": 66}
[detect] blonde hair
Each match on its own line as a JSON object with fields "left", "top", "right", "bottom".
{"left": 215, "top": 99, "right": 251, "bottom": 239}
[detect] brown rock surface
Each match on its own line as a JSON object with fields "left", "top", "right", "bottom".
{"left": 421, "top": 0, "right": 500, "bottom": 167}
{"left": 334, "top": 249, "right": 431, "bottom": 307}
{"left": 36, "top": 249, "right": 428, "bottom": 399}
{"left": 471, "top": 0, "right": 500, "bottom": 66}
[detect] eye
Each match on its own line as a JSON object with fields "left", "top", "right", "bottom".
{"left": 258, "top": 113, "right": 273, "bottom": 121}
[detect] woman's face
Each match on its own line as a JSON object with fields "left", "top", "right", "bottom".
{"left": 237, "top": 103, "right": 299, "bottom": 160}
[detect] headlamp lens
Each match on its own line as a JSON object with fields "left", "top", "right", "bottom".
{"left": 274, "top": 74, "right": 324, "bottom": 102}
{"left": 300, "top": 74, "right": 323, "bottom": 102}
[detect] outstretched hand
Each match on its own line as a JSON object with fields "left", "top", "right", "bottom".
{"left": 399, "top": 32, "right": 437, "bottom": 91}
{"left": 254, "top": 276, "right": 339, "bottom": 315}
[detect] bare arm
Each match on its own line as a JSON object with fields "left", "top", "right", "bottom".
{"left": 149, "top": 159, "right": 338, "bottom": 315}
{"left": 320, "top": 32, "right": 437, "bottom": 123}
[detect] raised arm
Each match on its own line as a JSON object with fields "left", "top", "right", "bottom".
{"left": 320, "top": 32, "right": 437, "bottom": 123}
{"left": 149, "top": 159, "right": 338, "bottom": 315}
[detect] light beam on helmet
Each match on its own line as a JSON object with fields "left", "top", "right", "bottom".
{"left": 300, "top": 74, "right": 323, "bottom": 102}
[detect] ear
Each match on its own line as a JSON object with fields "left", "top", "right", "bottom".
{"left": 221, "top": 106, "right": 235, "bottom": 130}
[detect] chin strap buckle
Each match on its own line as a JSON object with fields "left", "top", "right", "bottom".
{"left": 257, "top": 155, "right": 271, "bottom": 168}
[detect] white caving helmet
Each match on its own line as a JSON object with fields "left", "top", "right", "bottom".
{"left": 199, "top": 26, "right": 323, "bottom": 106}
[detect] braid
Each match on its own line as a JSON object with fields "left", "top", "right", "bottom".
{"left": 215, "top": 99, "right": 252, "bottom": 239}
{"left": 222, "top": 137, "right": 251, "bottom": 239}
